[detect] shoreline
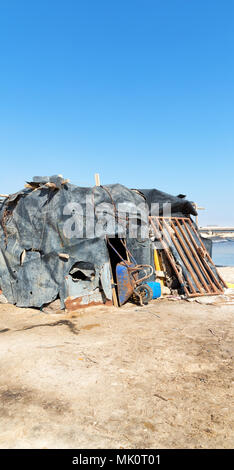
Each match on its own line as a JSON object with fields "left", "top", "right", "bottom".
{"left": 212, "top": 238, "right": 234, "bottom": 243}
{"left": 201, "top": 232, "right": 234, "bottom": 240}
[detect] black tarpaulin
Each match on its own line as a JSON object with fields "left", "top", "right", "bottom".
{"left": 135, "top": 188, "right": 197, "bottom": 217}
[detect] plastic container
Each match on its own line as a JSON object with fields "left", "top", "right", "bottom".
{"left": 146, "top": 281, "right": 161, "bottom": 299}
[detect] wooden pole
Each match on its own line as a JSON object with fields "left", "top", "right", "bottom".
{"left": 193, "top": 202, "right": 205, "bottom": 227}
{"left": 95, "top": 173, "right": 100, "bottom": 186}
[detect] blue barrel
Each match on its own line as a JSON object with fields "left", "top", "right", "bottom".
{"left": 146, "top": 281, "right": 161, "bottom": 299}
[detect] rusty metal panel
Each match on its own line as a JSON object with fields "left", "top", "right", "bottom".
{"left": 150, "top": 216, "right": 226, "bottom": 298}
{"left": 65, "top": 291, "right": 111, "bottom": 311}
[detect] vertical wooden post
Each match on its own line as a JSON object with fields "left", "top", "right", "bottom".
{"left": 95, "top": 173, "right": 100, "bottom": 186}
{"left": 111, "top": 278, "right": 118, "bottom": 307}
{"left": 193, "top": 202, "right": 205, "bottom": 227}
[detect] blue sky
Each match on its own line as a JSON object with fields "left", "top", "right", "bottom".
{"left": 0, "top": 0, "right": 233, "bottom": 225}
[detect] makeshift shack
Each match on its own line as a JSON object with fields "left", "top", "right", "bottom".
{"left": 0, "top": 176, "right": 151, "bottom": 309}
{"left": 0, "top": 176, "right": 226, "bottom": 310}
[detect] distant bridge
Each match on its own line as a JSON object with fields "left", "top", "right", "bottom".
{"left": 199, "top": 226, "right": 234, "bottom": 233}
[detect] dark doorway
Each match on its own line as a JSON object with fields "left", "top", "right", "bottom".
{"left": 106, "top": 237, "right": 128, "bottom": 305}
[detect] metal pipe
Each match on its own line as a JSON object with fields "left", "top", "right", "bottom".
{"left": 171, "top": 220, "right": 211, "bottom": 293}
{"left": 188, "top": 219, "right": 227, "bottom": 288}
{"left": 163, "top": 219, "right": 203, "bottom": 293}
{"left": 150, "top": 217, "right": 190, "bottom": 295}
{"left": 182, "top": 220, "right": 221, "bottom": 293}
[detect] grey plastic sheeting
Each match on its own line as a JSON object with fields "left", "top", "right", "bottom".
{"left": 0, "top": 179, "right": 150, "bottom": 308}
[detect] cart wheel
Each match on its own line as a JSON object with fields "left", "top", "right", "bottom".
{"left": 134, "top": 284, "right": 153, "bottom": 305}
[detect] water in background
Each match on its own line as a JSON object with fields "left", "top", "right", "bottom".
{"left": 212, "top": 240, "right": 234, "bottom": 267}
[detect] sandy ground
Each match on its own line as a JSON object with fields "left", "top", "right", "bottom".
{"left": 0, "top": 267, "right": 233, "bottom": 449}
{"left": 218, "top": 266, "right": 234, "bottom": 284}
